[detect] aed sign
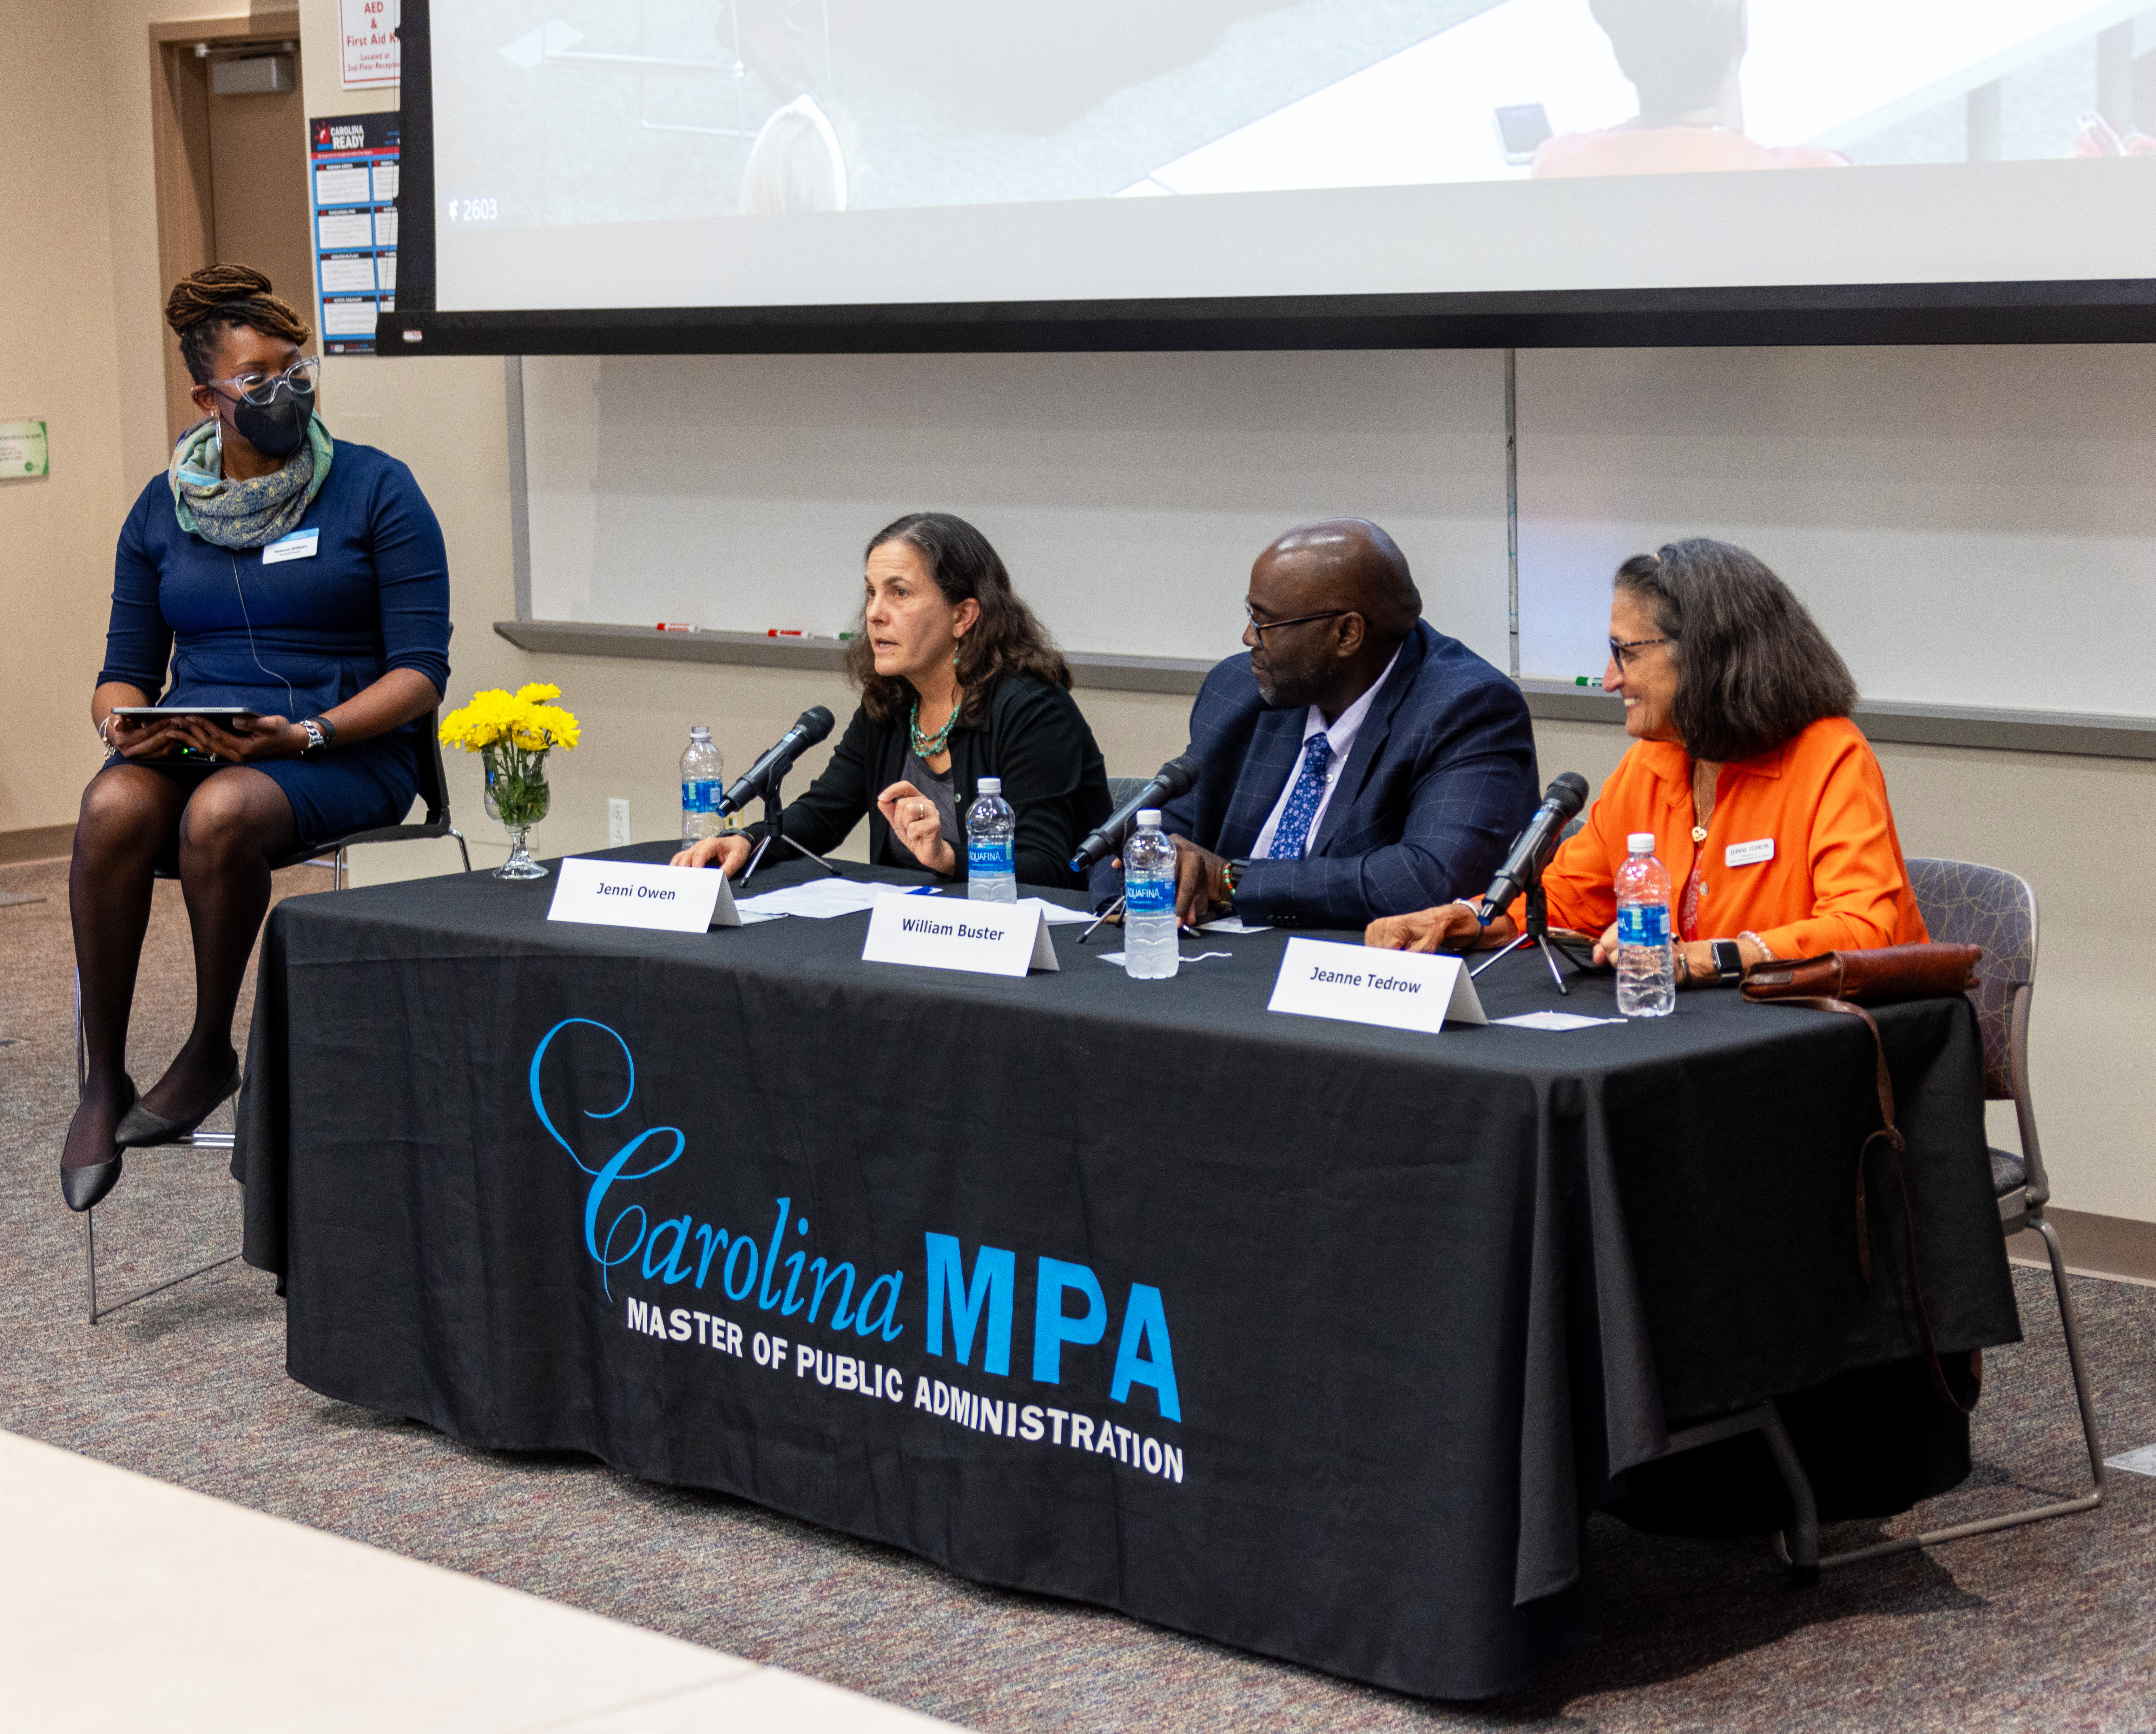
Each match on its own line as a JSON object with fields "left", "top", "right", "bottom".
{"left": 340, "top": 0, "right": 399, "bottom": 88}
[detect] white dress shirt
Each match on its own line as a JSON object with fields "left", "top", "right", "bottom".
{"left": 1249, "top": 645, "right": 1404, "bottom": 860}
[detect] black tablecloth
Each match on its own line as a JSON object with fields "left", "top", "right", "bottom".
{"left": 234, "top": 848, "right": 2019, "bottom": 1699}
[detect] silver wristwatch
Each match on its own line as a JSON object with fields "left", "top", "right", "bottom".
{"left": 300, "top": 719, "right": 328, "bottom": 755}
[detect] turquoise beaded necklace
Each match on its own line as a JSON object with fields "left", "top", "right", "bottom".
{"left": 909, "top": 693, "right": 962, "bottom": 758}
{"left": 909, "top": 646, "right": 964, "bottom": 758}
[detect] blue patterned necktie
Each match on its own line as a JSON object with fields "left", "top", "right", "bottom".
{"left": 1267, "top": 733, "right": 1334, "bottom": 860}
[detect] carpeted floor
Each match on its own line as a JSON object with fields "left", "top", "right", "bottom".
{"left": 5, "top": 853, "right": 2155, "bottom": 1731}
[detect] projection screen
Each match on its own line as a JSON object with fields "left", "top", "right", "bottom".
{"left": 394, "top": 0, "right": 2156, "bottom": 350}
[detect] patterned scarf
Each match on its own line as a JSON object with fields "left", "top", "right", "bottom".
{"left": 168, "top": 414, "right": 335, "bottom": 549}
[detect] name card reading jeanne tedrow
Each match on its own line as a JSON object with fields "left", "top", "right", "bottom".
{"left": 860, "top": 893, "right": 1060, "bottom": 978}
{"left": 546, "top": 857, "right": 740, "bottom": 932}
{"left": 1266, "top": 936, "right": 1486, "bottom": 1034}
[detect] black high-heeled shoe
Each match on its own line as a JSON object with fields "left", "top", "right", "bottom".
{"left": 114, "top": 1059, "right": 241, "bottom": 1148}
{"left": 61, "top": 1075, "right": 137, "bottom": 1214}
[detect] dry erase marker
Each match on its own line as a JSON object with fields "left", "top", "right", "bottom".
{"left": 656, "top": 621, "right": 695, "bottom": 632}
{"left": 767, "top": 628, "right": 805, "bottom": 638}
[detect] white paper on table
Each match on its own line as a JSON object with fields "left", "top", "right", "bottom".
{"left": 733, "top": 878, "right": 925, "bottom": 919}
{"left": 1031, "top": 900, "right": 1097, "bottom": 925}
{"left": 1492, "top": 1010, "right": 1626, "bottom": 1031}
{"left": 1198, "top": 916, "right": 1271, "bottom": 934}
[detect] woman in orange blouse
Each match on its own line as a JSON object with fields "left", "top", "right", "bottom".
{"left": 1366, "top": 538, "right": 1926, "bottom": 978}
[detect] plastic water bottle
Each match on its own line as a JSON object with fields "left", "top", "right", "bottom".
{"left": 1122, "top": 810, "right": 1179, "bottom": 981}
{"left": 965, "top": 777, "right": 1017, "bottom": 902}
{"left": 1615, "top": 831, "right": 1675, "bottom": 1018}
{"left": 680, "top": 725, "right": 725, "bottom": 846}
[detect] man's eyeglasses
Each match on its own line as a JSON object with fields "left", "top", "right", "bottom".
{"left": 202, "top": 355, "right": 320, "bottom": 407}
{"left": 1608, "top": 634, "right": 1670, "bottom": 670}
{"left": 1245, "top": 604, "right": 1349, "bottom": 645}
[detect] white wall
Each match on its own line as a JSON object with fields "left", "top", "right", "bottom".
{"left": 1517, "top": 345, "right": 2156, "bottom": 716}
{"left": 522, "top": 349, "right": 1512, "bottom": 666}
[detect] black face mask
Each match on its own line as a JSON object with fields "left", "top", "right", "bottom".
{"left": 233, "top": 389, "right": 313, "bottom": 459}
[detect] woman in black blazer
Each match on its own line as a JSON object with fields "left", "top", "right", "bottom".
{"left": 674, "top": 512, "right": 1111, "bottom": 888}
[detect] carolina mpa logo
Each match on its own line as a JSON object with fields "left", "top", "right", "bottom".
{"left": 531, "top": 1019, "right": 1186, "bottom": 1481}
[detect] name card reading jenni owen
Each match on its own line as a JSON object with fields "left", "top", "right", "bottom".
{"left": 547, "top": 857, "right": 740, "bottom": 932}
{"left": 860, "top": 893, "right": 1060, "bottom": 978}
{"left": 1266, "top": 936, "right": 1487, "bottom": 1034}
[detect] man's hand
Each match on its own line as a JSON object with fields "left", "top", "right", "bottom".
{"left": 1366, "top": 902, "right": 1487, "bottom": 954}
{"left": 1169, "top": 834, "right": 1231, "bottom": 927}
{"left": 671, "top": 832, "right": 755, "bottom": 876}
{"left": 876, "top": 780, "right": 957, "bottom": 876}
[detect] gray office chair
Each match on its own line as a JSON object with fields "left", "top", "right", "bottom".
{"left": 1792, "top": 856, "right": 2104, "bottom": 1565}
{"left": 74, "top": 712, "right": 469, "bottom": 1322}
{"left": 1648, "top": 857, "right": 2103, "bottom": 1583}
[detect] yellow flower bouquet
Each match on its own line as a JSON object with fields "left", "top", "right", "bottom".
{"left": 441, "top": 684, "right": 582, "bottom": 879}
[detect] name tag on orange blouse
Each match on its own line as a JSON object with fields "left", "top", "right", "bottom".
{"left": 1725, "top": 837, "right": 1775, "bottom": 868}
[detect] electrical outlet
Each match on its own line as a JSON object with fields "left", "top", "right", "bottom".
{"left": 607, "top": 798, "right": 631, "bottom": 846}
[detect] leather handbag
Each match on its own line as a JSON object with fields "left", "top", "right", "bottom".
{"left": 1739, "top": 943, "right": 1981, "bottom": 1006}
{"left": 1741, "top": 942, "right": 1985, "bottom": 1412}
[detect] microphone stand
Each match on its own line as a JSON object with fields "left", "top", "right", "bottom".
{"left": 737, "top": 766, "right": 845, "bottom": 885}
{"left": 1076, "top": 893, "right": 1124, "bottom": 946}
{"left": 1468, "top": 854, "right": 1576, "bottom": 997}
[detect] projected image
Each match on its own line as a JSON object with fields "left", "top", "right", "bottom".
{"left": 434, "top": 0, "right": 2156, "bottom": 230}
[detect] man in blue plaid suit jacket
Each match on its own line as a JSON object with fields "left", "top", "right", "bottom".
{"left": 1090, "top": 520, "right": 1538, "bottom": 930}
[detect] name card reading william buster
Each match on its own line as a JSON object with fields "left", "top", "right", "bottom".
{"left": 547, "top": 857, "right": 740, "bottom": 932}
{"left": 1266, "top": 936, "right": 1486, "bottom": 1034}
{"left": 860, "top": 893, "right": 1060, "bottom": 978}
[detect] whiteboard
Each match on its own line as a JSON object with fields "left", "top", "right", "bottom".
{"left": 1515, "top": 344, "right": 2156, "bottom": 719}
{"left": 518, "top": 342, "right": 2156, "bottom": 724}
{"left": 520, "top": 349, "right": 1513, "bottom": 671}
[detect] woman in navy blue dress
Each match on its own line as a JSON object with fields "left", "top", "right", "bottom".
{"left": 63, "top": 265, "right": 452, "bottom": 1211}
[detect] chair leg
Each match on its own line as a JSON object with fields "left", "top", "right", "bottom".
{"left": 334, "top": 846, "right": 349, "bottom": 892}
{"left": 1757, "top": 1404, "right": 1820, "bottom": 1586}
{"left": 1665, "top": 1403, "right": 1821, "bottom": 1587}
{"left": 1808, "top": 1218, "right": 2104, "bottom": 1569}
{"left": 449, "top": 827, "right": 471, "bottom": 874}
{"left": 2030, "top": 1214, "right": 2109, "bottom": 1496}
{"left": 83, "top": 1195, "right": 242, "bottom": 1325}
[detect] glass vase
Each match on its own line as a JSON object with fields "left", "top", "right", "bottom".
{"left": 482, "top": 745, "right": 552, "bottom": 880}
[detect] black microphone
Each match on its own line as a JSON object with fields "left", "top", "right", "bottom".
{"left": 1475, "top": 772, "right": 1590, "bottom": 922}
{"left": 715, "top": 706, "right": 836, "bottom": 817}
{"left": 1069, "top": 754, "right": 1203, "bottom": 872}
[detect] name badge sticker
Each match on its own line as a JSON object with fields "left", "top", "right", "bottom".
{"left": 1725, "top": 837, "right": 1776, "bottom": 869}
{"left": 261, "top": 527, "right": 320, "bottom": 565}
{"left": 1266, "top": 936, "right": 1486, "bottom": 1035}
{"left": 861, "top": 893, "right": 1060, "bottom": 977}
{"left": 547, "top": 857, "right": 739, "bottom": 932}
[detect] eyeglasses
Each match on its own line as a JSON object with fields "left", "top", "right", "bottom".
{"left": 1608, "top": 635, "right": 1670, "bottom": 670}
{"left": 1244, "top": 604, "right": 1349, "bottom": 645}
{"left": 202, "top": 355, "right": 320, "bottom": 407}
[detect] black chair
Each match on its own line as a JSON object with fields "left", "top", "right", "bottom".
{"left": 74, "top": 711, "right": 469, "bottom": 1322}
